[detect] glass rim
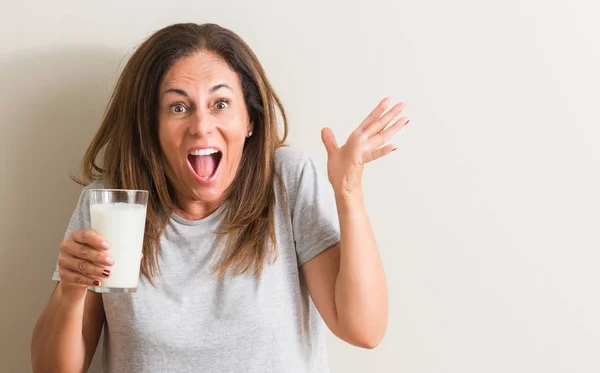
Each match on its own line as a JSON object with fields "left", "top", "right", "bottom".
{"left": 90, "top": 188, "right": 149, "bottom": 194}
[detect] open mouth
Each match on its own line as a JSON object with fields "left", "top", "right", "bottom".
{"left": 187, "top": 148, "right": 223, "bottom": 183}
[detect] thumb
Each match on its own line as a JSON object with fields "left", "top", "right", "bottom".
{"left": 321, "top": 127, "right": 339, "bottom": 156}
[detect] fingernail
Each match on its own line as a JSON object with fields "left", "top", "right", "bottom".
{"left": 93, "top": 280, "right": 100, "bottom": 286}
{"left": 405, "top": 120, "right": 410, "bottom": 126}
{"left": 392, "top": 147, "right": 398, "bottom": 152}
{"left": 102, "top": 269, "right": 111, "bottom": 277}
{"left": 101, "top": 242, "right": 111, "bottom": 250}
{"left": 104, "top": 256, "right": 115, "bottom": 266}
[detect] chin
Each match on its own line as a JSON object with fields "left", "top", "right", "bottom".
{"left": 192, "top": 183, "right": 226, "bottom": 202}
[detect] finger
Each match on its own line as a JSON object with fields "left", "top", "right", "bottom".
{"left": 365, "top": 144, "right": 397, "bottom": 163}
{"left": 72, "top": 230, "right": 110, "bottom": 251}
{"left": 61, "top": 240, "right": 115, "bottom": 266}
{"left": 364, "top": 103, "right": 406, "bottom": 137}
{"left": 321, "top": 127, "right": 339, "bottom": 156}
{"left": 357, "top": 97, "right": 391, "bottom": 131}
{"left": 58, "top": 253, "right": 112, "bottom": 279}
{"left": 59, "top": 268, "right": 102, "bottom": 287}
{"left": 369, "top": 117, "right": 410, "bottom": 149}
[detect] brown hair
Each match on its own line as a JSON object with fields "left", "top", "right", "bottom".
{"left": 75, "top": 23, "right": 288, "bottom": 280}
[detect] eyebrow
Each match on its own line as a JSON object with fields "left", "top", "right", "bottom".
{"left": 162, "top": 84, "right": 233, "bottom": 98}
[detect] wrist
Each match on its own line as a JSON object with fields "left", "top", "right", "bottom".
{"left": 335, "top": 192, "right": 366, "bottom": 218}
{"left": 58, "top": 282, "right": 88, "bottom": 305}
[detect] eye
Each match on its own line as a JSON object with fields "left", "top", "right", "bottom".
{"left": 214, "top": 99, "right": 230, "bottom": 110}
{"left": 170, "top": 103, "right": 187, "bottom": 114}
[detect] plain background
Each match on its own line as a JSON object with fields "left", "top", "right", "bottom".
{"left": 1, "top": 1, "right": 599, "bottom": 372}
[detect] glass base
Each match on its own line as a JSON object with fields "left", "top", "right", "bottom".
{"left": 92, "top": 287, "right": 137, "bottom": 293}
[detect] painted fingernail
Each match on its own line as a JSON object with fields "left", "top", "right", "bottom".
{"left": 93, "top": 280, "right": 100, "bottom": 286}
{"left": 102, "top": 269, "right": 111, "bottom": 277}
{"left": 405, "top": 120, "right": 410, "bottom": 126}
{"left": 101, "top": 242, "right": 111, "bottom": 250}
{"left": 392, "top": 147, "right": 398, "bottom": 152}
{"left": 104, "top": 256, "right": 115, "bottom": 266}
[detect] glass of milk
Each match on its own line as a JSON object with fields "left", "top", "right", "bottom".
{"left": 89, "top": 189, "right": 148, "bottom": 293}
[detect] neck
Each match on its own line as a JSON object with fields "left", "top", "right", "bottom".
{"left": 174, "top": 194, "right": 222, "bottom": 221}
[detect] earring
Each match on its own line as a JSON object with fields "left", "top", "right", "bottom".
{"left": 247, "top": 131, "right": 253, "bottom": 138}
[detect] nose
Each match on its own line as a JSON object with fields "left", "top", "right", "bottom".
{"left": 188, "top": 108, "right": 214, "bottom": 137}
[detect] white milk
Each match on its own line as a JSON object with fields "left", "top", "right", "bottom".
{"left": 90, "top": 203, "right": 147, "bottom": 289}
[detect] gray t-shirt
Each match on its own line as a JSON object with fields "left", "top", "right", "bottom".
{"left": 52, "top": 147, "right": 341, "bottom": 373}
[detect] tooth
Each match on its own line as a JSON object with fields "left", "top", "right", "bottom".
{"left": 190, "top": 148, "right": 219, "bottom": 156}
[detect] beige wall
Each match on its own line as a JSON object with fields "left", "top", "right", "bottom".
{"left": 0, "top": 48, "right": 121, "bottom": 371}
{"left": 1, "top": 1, "right": 599, "bottom": 372}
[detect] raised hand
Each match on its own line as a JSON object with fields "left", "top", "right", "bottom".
{"left": 321, "top": 97, "right": 409, "bottom": 199}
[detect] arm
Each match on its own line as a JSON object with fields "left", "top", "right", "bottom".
{"left": 32, "top": 230, "right": 112, "bottom": 373}
{"left": 301, "top": 197, "right": 387, "bottom": 348}
{"left": 301, "top": 98, "right": 409, "bottom": 348}
{"left": 31, "top": 284, "right": 105, "bottom": 373}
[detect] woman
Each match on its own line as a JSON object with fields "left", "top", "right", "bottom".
{"left": 31, "top": 23, "right": 408, "bottom": 373}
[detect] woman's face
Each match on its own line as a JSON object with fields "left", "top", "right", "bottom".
{"left": 158, "top": 51, "right": 252, "bottom": 209}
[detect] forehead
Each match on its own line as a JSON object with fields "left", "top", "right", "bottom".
{"left": 160, "top": 51, "right": 240, "bottom": 90}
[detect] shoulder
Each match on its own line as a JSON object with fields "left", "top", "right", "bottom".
{"left": 274, "top": 146, "right": 319, "bottom": 182}
{"left": 274, "top": 146, "right": 313, "bottom": 204}
{"left": 274, "top": 146, "right": 331, "bottom": 204}
{"left": 78, "top": 179, "right": 106, "bottom": 199}
{"left": 63, "top": 179, "right": 105, "bottom": 238}
{"left": 85, "top": 179, "right": 105, "bottom": 191}
{"left": 274, "top": 146, "right": 326, "bottom": 189}
{"left": 72, "top": 179, "right": 106, "bottom": 207}
{"left": 74, "top": 179, "right": 105, "bottom": 205}
{"left": 275, "top": 146, "right": 311, "bottom": 170}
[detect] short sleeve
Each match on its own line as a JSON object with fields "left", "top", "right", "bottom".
{"left": 283, "top": 149, "right": 341, "bottom": 266}
{"left": 51, "top": 181, "right": 99, "bottom": 281}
